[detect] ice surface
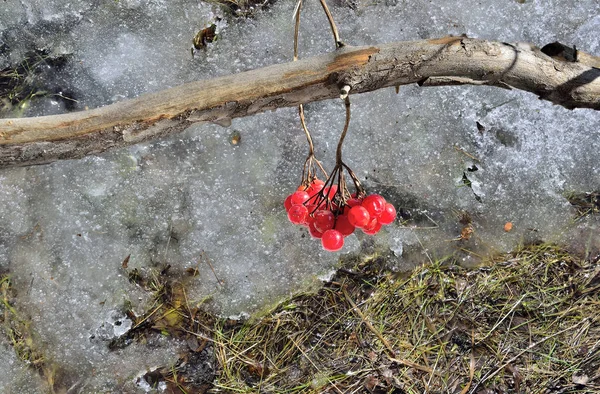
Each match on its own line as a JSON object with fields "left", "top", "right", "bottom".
{"left": 0, "top": 339, "right": 45, "bottom": 393}
{"left": 1, "top": 0, "right": 599, "bottom": 391}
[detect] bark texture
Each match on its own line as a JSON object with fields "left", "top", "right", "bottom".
{"left": 1, "top": 37, "right": 599, "bottom": 168}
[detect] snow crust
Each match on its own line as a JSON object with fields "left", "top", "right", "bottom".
{"left": 0, "top": 339, "right": 45, "bottom": 393}
{"left": 1, "top": 0, "right": 599, "bottom": 391}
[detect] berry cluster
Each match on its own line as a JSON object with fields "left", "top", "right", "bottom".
{"left": 284, "top": 178, "right": 396, "bottom": 251}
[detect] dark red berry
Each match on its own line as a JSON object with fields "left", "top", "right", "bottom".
{"left": 334, "top": 214, "right": 355, "bottom": 236}
{"left": 314, "top": 210, "right": 335, "bottom": 233}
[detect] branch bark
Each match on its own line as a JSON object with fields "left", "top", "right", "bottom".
{"left": 1, "top": 37, "right": 599, "bottom": 168}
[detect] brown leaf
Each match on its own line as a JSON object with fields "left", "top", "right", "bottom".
{"left": 186, "top": 267, "right": 199, "bottom": 276}
{"left": 364, "top": 374, "right": 379, "bottom": 392}
{"left": 193, "top": 24, "right": 217, "bottom": 50}
{"left": 505, "top": 364, "right": 522, "bottom": 391}
{"left": 247, "top": 361, "right": 269, "bottom": 378}
{"left": 460, "top": 225, "right": 474, "bottom": 240}
{"left": 348, "top": 331, "right": 360, "bottom": 347}
{"left": 122, "top": 254, "right": 130, "bottom": 269}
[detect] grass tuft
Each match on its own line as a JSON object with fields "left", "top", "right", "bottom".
{"left": 210, "top": 244, "right": 600, "bottom": 393}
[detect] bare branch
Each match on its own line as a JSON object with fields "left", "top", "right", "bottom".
{"left": 0, "top": 37, "right": 598, "bottom": 168}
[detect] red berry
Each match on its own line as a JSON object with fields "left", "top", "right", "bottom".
{"left": 288, "top": 204, "right": 308, "bottom": 224}
{"left": 346, "top": 198, "right": 362, "bottom": 207}
{"left": 314, "top": 210, "right": 335, "bottom": 233}
{"left": 378, "top": 203, "right": 397, "bottom": 225}
{"left": 334, "top": 214, "right": 355, "bottom": 236}
{"left": 305, "top": 211, "right": 316, "bottom": 226}
{"left": 323, "top": 185, "right": 338, "bottom": 200}
{"left": 311, "top": 178, "right": 325, "bottom": 188}
{"left": 348, "top": 206, "right": 370, "bottom": 228}
{"left": 308, "top": 222, "right": 323, "bottom": 238}
{"left": 307, "top": 179, "right": 325, "bottom": 196}
{"left": 362, "top": 217, "right": 382, "bottom": 235}
{"left": 305, "top": 203, "right": 318, "bottom": 214}
{"left": 321, "top": 229, "right": 344, "bottom": 251}
{"left": 291, "top": 191, "right": 310, "bottom": 206}
{"left": 284, "top": 194, "right": 293, "bottom": 211}
{"left": 307, "top": 182, "right": 324, "bottom": 197}
{"left": 362, "top": 194, "right": 386, "bottom": 218}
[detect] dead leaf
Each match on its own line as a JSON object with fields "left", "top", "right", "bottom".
{"left": 122, "top": 254, "right": 130, "bottom": 269}
{"left": 367, "top": 351, "right": 378, "bottom": 362}
{"left": 364, "top": 374, "right": 379, "bottom": 392}
{"left": 505, "top": 363, "right": 522, "bottom": 391}
{"left": 247, "top": 361, "right": 269, "bottom": 379}
{"left": 348, "top": 331, "right": 359, "bottom": 346}
{"left": 193, "top": 24, "right": 217, "bottom": 50}
{"left": 460, "top": 225, "right": 474, "bottom": 240}
{"left": 380, "top": 367, "right": 394, "bottom": 386}
{"left": 185, "top": 267, "right": 199, "bottom": 277}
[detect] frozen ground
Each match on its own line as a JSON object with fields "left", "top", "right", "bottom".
{"left": 0, "top": 338, "right": 45, "bottom": 393}
{"left": 1, "top": 0, "right": 599, "bottom": 391}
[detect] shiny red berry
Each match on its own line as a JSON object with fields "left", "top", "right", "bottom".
{"left": 348, "top": 206, "right": 370, "bottom": 228}
{"left": 362, "top": 194, "right": 386, "bottom": 218}
{"left": 288, "top": 204, "right": 308, "bottom": 224}
{"left": 378, "top": 203, "right": 397, "bottom": 225}
{"left": 321, "top": 229, "right": 344, "bottom": 251}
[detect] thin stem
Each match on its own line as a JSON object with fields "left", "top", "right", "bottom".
{"left": 302, "top": 153, "right": 327, "bottom": 186}
{"left": 318, "top": 0, "right": 344, "bottom": 48}
{"left": 342, "top": 162, "right": 364, "bottom": 197}
{"left": 292, "top": 0, "right": 357, "bottom": 209}
{"left": 335, "top": 97, "right": 351, "bottom": 165}
{"left": 298, "top": 105, "right": 314, "bottom": 155}
{"left": 294, "top": 0, "right": 327, "bottom": 184}
{"left": 293, "top": 0, "right": 302, "bottom": 61}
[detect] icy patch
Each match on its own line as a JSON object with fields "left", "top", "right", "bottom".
{"left": 0, "top": 340, "right": 45, "bottom": 393}
{"left": 390, "top": 237, "right": 403, "bottom": 257}
{"left": 92, "top": 311, "right": 133, "bottom": 342}
{"left": 318, "top": 269, "right": 337, "bottom": 282}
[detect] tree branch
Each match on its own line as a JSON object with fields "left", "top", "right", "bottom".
{"left": 0, "top": 37, "right": 598, "bottom": 168}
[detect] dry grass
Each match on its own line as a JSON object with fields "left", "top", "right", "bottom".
{"left": 0, "top": 273, "right": 67, "bottom": 393}
{"left": 210, "top": 244, "right": 600, "bottom": 393}
{"left": 2, "top": 243, "right": 599, "bottom": 393}
{"left": 566, "top": 191, "right": 600, "bottom": 219}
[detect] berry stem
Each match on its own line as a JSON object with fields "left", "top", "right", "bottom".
{"left": 294, "top": 1, "right": 327, "bottom": 186}
{"left": 318, "top": 0, "right": 345, "bottom": 49}
{"left": 335, "top": 96, "right": 351, "bottom": 166}
{"left": 293, "top": 0, "right": 302, "bottom": 61}
{"left": 342, "top": 162, "right": 365, "bottom": 198}
{"left": 299, "top": 105, "right": 314, "bottom": 156}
